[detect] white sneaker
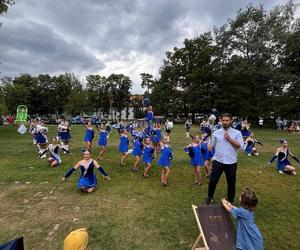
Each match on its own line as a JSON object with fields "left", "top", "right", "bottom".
{"left": 278, "top": 170, "right": 284, "bottom": 174}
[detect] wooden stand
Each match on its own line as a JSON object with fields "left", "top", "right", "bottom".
{"left": 192, "top": 205, "right": 209, "bottom": 250}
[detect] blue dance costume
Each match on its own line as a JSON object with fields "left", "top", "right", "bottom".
{"left": 60, "top": 130, "right": 71, "bottom": 141}
{"left": 98, "top": 130, "right": 108, "bottom": 147}
{"left": 132, "top": 139, "right": 143, "bottom": 156}
{"left": 36, "top": 132, "right": 47, "bottom": 144}
{"left": 269, "top": 149, "right": 300, "bottom": 172}
{"left": 145, "top": 111, "right": 154, "bottom": 122}
{"left": 153, "top": 128, "right": 161, "bottom": 143}
{"left": 64, "top": 160, "right": 108, "bottom": 189}
{"left": 158, "top": 145, "right": 173, "bottom": 167}
{"left": 84, "top": 128, "right": 94, "bottom": 142}
{"left": 184, "top": 144, "right": 204, "bottom": 167}
{"left": 143, "top": 145, "right": 154, "bottom": 164}
{"left": 49, "top": 144, "right": 61, "bottom": 164}
{"left": 244, "top": 140, "right": 255, "bottom": 155}
{"left": 119, "top": 135, "right": 129, "bottom": 153}
{"left": 201, "top": 142, "right": 214, "bottom": 161}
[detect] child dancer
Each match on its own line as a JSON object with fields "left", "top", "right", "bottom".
{"left": 48, "top": 137, "right": 62, "bottom": 167}
{"left": 97, "top": 123, "right": 108, "bottom": 160}
{"left": 153, "top": 122, "right": 162, "bottom": 154}
{"left": 119, "top": 129, "right": 129, "bottom": 166}
{"left": 59, "top": 120, "right": 71, "bottom": 153}
{"left": 158, "top": 136, "right": 174, "bottom": 186}
{"left": 222, "top": 188, "right": 263, "bottom": 250}
{"left": 83, "top": 121, "right": 95, "bottom": 151}
{"left": 184, "top": 135, "right": 205, "bottom": 185}
{"left": 142, "top": 137, "right": 154, "bottom": 178}
{"left": 145, "top": 105, "right": 155, "bottom": 125}
{"left": 267, "top": 139, "right": 298, "bottom": 175}
{"left": 132, "top": 134, "right": 143, "bottom": 172}
{"left": 244, "top": 133, "right": 263, "bottom": 156}
{"left": 62, "top": 150, "right": 111, "bottom": 193}
{"left": 36, "top": 126, "right": 48, "bottom": 158}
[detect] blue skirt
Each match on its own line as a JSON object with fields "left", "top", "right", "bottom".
{"left": 84, "top": 131, "right": 94, "bottom": 142}
{"left": 60, "top": 131, "right": 71, "bottom": 141}
{"left": 77, "top": 174, "right": 97, "bottom": 189}
{"left": 191, "top": 154, "right": 204, "bottom": 167}
{"left": 245, "top": 145, "right": 253, "bottom": 154}
{"left": 158, "top": 156, "right": 171, "bottom": 167}
{"left": 277, "top": 159, "right": 290, "bottom": 171}
{"left": 98, "top": 137, "right": 107, "bottom": 146}
{"left": 119, "top": 143, "right": 128, "bottom": 153}
{"left": 132, "top": 146, "right": 142, "bottom": 156}
{"left": 36, "top": 133, "right": 47, "bottom": 144}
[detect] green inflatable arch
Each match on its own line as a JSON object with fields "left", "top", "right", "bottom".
{"left": 16, "top": 105, "right": 28, "bottom": 122}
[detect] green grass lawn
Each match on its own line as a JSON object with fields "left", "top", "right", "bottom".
{"left": 0, "top": 124, "right": 300, "bottom": 250}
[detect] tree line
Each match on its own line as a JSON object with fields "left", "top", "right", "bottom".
{"left": 0, "top": 1, "right": 299, "bottom": 120}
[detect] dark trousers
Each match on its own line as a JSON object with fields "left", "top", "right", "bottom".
{"left": 208, "top": 160, "right": 237, "bottom": 203}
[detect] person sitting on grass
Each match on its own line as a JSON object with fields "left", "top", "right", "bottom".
{"left": 267, "top": 139, "right": 298, "bottom": 175}
{"left": 244, "top": 133, "right": 263, "bottom": 156}
{"left": 48, "top": 137, "right": 62, "bottom": 167}
{"left": 62, "top": 149, "right": 111, "bottom": 193}
{"left": 222, "top": 188, "right": 263, "bottom": 250}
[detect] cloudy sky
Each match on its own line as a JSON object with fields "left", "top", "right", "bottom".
{"left": 0, "top": 0, "right": 298, "bottom": 93}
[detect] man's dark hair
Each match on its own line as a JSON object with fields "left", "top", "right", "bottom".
{"left": 221, "top": 113, "right": 232, "bottom": 119}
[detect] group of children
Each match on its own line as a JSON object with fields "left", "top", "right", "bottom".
{"left": 30, "top": 119, "right": 71, "bottom": 167}
{"left": 28, "top": 108, "right": 300, "bottom": 249}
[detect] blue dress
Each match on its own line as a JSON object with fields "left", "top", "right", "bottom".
{"left": 60, "top": 131, "right": 71, "bottom": 141}
{"left": 153, "top": 128, "right": 162, "bottom": 143}
{"left": 241, "top": 128, "right": 251, "bottom": 138}
{"left": 188, "top": 144, "right": 204, "bottom": 167}
{"left": 245, "top": 140, "right": 255, "bottom": 154}
{"left": 276, "top": 150, "right": 291, "bottom": 171}
{"left": 84, "top": 128, "right": 94, "bottom": 142}
{"left": 143, "top": 146, "right": 154, "bottom": 164}
{"left": 36, "top": 132, "right": 47, "bottom": 144}
{"left": 98, "top": 130, "right": 108, "bottom": 146}
{"left": 231, "top": 207, "right": 263, "bottom": 250}
{"left": 132, "top": 140, "right": 142, "bottom": 156}
{"left": 49, "top": 145, "right": 61, "bottom": 164}
{"left": 77, "top": 160, "right": 97, "bottom": 189}
{"left": 119, "top": 135, "right": 129, "bottom": 153}
{"left": 158, "top": 145, "right": 173, "bottom": 167}
{"left": 201, "top": 142, "right": 215, "bottom": 161}
{"left": 145, "top": 111, "right": 154, "bottom": 121}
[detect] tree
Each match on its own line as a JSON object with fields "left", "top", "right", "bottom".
{"left": 107, "top": 74, "right": 132, "bottom": 120}
{"left": 140, "top": 73, "right": 154, "bottom": 94}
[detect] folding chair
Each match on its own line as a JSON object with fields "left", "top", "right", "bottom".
{"left": 191, "top": 205, "right": 236, "bottom": 250}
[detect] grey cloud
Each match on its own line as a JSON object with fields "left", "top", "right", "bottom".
{"left": 0, "top": 0, "right": 291, "bottom": 90}
{"left": 0, "top": 19, "right": 104, "bottom": 76}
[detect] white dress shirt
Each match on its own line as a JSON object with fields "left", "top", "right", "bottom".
{"left": 210, "top": 127, "right": 244, "bottom": 164}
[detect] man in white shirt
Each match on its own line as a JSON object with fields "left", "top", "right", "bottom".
{"left": 205, "top": 113, "right": 244, "bottom": 205}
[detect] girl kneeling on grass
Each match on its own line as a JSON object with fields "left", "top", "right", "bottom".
{"left": 62, "top": 150, "right": 111, "bottom": 193}
{"left": 48, "top": 137, "right": 62, "bottom": 167}
{"left": 222, "top": 188, "right": 263, "bottom": 250}
{"left": 158, "top": 136, "right": 174, "bottom": 186}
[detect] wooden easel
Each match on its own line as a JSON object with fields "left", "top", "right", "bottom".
{"left": 192, "top": 205, "right": 209, "bottom": 250}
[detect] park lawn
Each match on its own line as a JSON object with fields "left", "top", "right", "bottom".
{"left": 0, "top": 124, "right": 299, "bottom": 250}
